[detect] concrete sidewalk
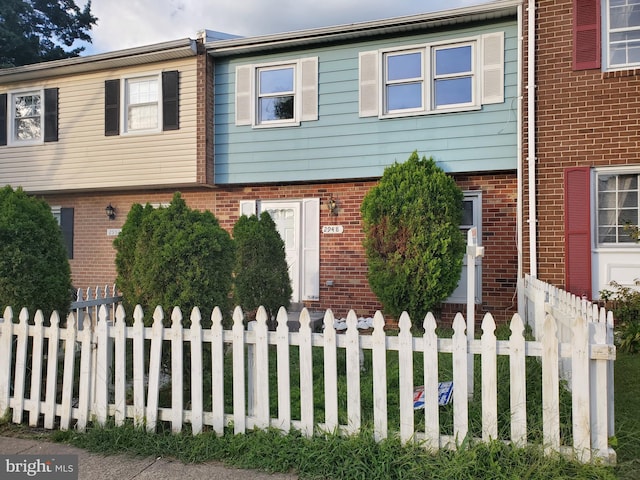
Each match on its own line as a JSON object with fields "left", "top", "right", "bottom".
{"left": 0, "top": 435, "right": 298, "bottom": 480}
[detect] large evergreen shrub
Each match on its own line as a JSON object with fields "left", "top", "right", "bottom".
{"left": 233, "top": 211, "right": 292, "bottom": 321}
{"left": 113, "top": 192, "right": 235, "bottom": 326}
{"left": 360, "top": 152, "right": 465, "bottom": 320}
{"left": 0, "top": 186, "right": 72, "bottom": 318}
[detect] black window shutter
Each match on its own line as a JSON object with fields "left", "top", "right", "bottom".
{"left": 60, "top": 207, "right": 74, "bottom": 259}
{"left": 44, "top": 88, "right": 59, "bottom": 142}
{"left": 0, "top": 94, "right": 6, "bottom": 146}
{"left": 105, "top": 79, "right": 120, "bottom": 136}
{"left": 162, "top": 70, "right": 179, "bottom": 131}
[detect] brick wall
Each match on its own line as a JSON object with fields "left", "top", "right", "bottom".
{"left": 524, "top": 0, "right": 640, "bottom": 291}
{"left": 42, "top": 171, "right": 517, "bottom": 324}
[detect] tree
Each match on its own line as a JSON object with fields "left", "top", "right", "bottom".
{"left": 0, "top": 0, "right": 97, "bottom": 68}
{"left": 0, "top": 186, "right": 72, "bottom": 318}
{"left": 360, "top": 152, "right": 466, "bottom": 320}
{"left": 233, "top": 212, "right": 292, "bottom": 322}
{"left": 113, "top": 192, "right": 235, "bottom": 326}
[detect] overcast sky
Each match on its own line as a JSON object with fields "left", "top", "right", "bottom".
{"left": 82, "top": 0, "right": 494, "bottom": 54}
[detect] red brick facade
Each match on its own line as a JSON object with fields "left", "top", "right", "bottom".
{"left": 42, "top": 170, "right": 517, "bottom": 324}
{"left": 523, "top": 0, "right": 640, "bottom": 294}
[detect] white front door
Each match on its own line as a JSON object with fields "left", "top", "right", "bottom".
{"left": 261, "top": 202, "right": 302, "bottom": 303}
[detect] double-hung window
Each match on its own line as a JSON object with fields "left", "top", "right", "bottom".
{"left": 606, "top": 0, "right": 640, "bottom": 68}
{"left": 12, "top": 91, "right": 42, "bottom": 143}
{"left": 360, "top": 32, "right": 503, "bottom": 119}
{"left": 257, "top": 65, "right": 295, "bottom": 124}
{"left": 124, "top": 75, "right": 160, "bottom": 133}
{"left": 596, "top": 171, "right": 640, "bottom": 244}
{"left": 235, "top": 57, "right": 318, "bottom": 128}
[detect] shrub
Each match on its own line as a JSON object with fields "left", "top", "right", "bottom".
{"left": 0, "top": 186, "right": 72, "bottom": 318}
{"left": 233, "top": 212, "right": 292, "bottom": 322}
{"left": 600, "top": 280, "right": 640, "bottom": 354}
{"left": 113, "top": 192, "right": 235, "bottom": 326}
{"left": 360, "top": 152, "right": 465, "bottom": 320}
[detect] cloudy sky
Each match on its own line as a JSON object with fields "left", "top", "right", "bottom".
{"left": 82, "top": 0, "right": 494, "bottom": 54}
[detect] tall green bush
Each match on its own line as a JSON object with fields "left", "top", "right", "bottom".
{"left": 113, "top": 192, "right": 235, "bottom": 326}
{"left": 233, "top": 212, "right": 292, "bottom": 321}
{"left": 360, "top": 152, "right": 465, "bottom": 320}
{"left": 0, "top": 185, "right": 72, "bottom": 318}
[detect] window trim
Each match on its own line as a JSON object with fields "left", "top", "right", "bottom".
{"left": 603, "top": 0, "right": 640, "bottom": 70}
{"left": 377, "top": 36, "right": 483, "bottom": 119}
{"left": 121, "top": 72, "right": 163, "bottom": 135}
{"left": 8, "top": 88, "right": 45, "bottom": 146}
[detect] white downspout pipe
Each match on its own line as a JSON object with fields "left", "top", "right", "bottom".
{"left": 517, "top": 3, "right": 523, "bottom": 288}
{"left": 527, "top": 0, "right": 538, "bottom": 278}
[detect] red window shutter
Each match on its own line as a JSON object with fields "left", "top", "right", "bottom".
{"left": 564, "top": 167, "right": 592, "bottom": 298}
{"left": 573, "top": 0, "right": 601, "bottom": 70}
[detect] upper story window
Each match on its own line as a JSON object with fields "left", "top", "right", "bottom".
{"left": 360, "top": 32, "right": 504, "bottom": 119}
{"left": 0, "top": 88, "right": 58, "bottom": 147}
{"left": 607, "top": 0, "right": 640, "bottom": 68}
{"left": 235, "top": 57, "right": 318, "bottom": 128}
{"left": 596, "top": 171, "right": 640, "bottom": 244}
{"left": 257, "top": 65, "right": 295, "bottom": 124}
{"left": 125, "top": 76, "right": 160, "bottom": 132}
{"left": 104, "top": 70, "right": 179, "bottom": 137}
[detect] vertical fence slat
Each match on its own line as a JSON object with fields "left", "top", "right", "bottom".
{"left": 210, "top": 307, "right": 225, "bottom": 435}
{"left": 542, "top": 313, "right": 560, "bottom": 454}
{"left": 509, "top": 313, "right": 527, "bottom": 445}
{"left": 299, "top": 308, "right": 314, "bottom": 437}
{"left": 132, "top": 306, "right": 147, "bottom": 428}
{"left": 43, "top": 312, "right": 60, "bottom": 429}
{"left": 146, "top": 307, "right": 164, "bottom": 432}
{"left": 323, "top": 309, "right": 338, "bottom": 434}
{"left": 452, "top": 313, "right": 469, "bottom": 444}
{"left": 77, "top": 313, "right": 93, "bottom": 432}
{"left": 12, "top": 309, "right": 29, "bottom": 424}
{"left": 190, "top": 308, "right": 203, "bottom": 435}
{"left": 572, "top": 315, "right": 591, "bottom": 462}
{"left": 232, "top": 306, "right": 246, "bottom": 435}
{"left": 254, "top": 307, "right": 270, "bottom": 430}
{"left": 0, "top": 307, "right": 14, "bottom": 415}
{"left": 481, "top": 313, "right": 498, "bottom": 441}
{"left": 345, "top": 310, "right": 361, "bottom": 435}
{"left": 423, "top": 312, "right": 439, "bottom": 451}
{"left": 398, "top": 312, "right": 414, "bottom": 444}
{"left": 95, "top": 306, "right": 109, "bottom": 426}
{"left": 372, "top": 311, "right": 387, "bottom": 442}
{"left": 59, "top": 312, "right": 78, "bottom": 430}
{"left": 113, "top": 306, "right": 126, "bottom": 426}
{"left": 171, "top": 307, "right": 184, "bottom": 433}
{"left": 28, "top": 311, "right": 45, "bottom": 426}
{"left": 275, "top": 308, "right": 291, "bottom": 432}
{"left": 606, "top": 310, "right": 615, "bottom": 439}
{"left": 590, "top": 318, "right": 609, "bottom": 459}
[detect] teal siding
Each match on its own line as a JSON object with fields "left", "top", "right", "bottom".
{"left": 214, "top": 20, "right": 518, "bottom": 185}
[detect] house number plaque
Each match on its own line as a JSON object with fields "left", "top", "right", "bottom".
{"left": 322, "top": 225, "right": 344, "bottom": 234}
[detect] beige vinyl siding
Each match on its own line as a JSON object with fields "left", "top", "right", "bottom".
{"left": 0, "top": 58, "right": 198, "bottom": 193}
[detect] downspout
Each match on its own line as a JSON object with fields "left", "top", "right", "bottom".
{"left": 527, "top": 0, "right": 538, "bottom": 278}
{"left": 517, "top": 3, "right": 523, "bottom": 290}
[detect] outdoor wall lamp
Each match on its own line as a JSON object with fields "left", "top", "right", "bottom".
{"left": 105, "top": 203, "right": 116, "bottom": 220}
{"left": 327, "top": 195, "right": 338, "bottom": 216}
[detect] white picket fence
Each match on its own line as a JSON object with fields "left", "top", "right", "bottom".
{"left": 71, "top": 284, "right": 122, "bottom": 326}
{"left": 0, "top": 299, "right": 616, "bottom": 464}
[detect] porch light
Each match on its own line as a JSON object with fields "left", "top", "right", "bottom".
{"left": 327, "top": 195, "right": 338, "bottom": 216}
{"left": 105, "top": 203, "right": 116, "bottom": 220}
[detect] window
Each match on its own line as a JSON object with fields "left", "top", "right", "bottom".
{"left": 235, "top": 57, "right": 318, "bottom": 127}
{"left": 258, "top": 66, "right": 295, "bottom": 123}
{"left": 360, "top": 32, "right": 503, "bottom": 118}
{"left": 51, "top": 206, "right": 74, "bottom": 259}
{"left": 606, "top": 0, "right": 640, "bottom": 68}
{"left": 596, "top": 171, "right": 640, "bottom": 244}
{"left": 104, "top": 70, "right": 179, "bottom": 136}
{"left": 0, "top": 88, "right": 58, "bottom": 146}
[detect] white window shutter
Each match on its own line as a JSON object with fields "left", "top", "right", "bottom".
{"left": 235, "top": 65, "right": 253, "bottom": 126}
{"left": 359, "top": 51, "right": 379, "bottom": 117}
{"left": 239, "top": 200, "right": 257, "bottom": 217}
{"left": 481, "top": 32, "right": 504, "bottom": 105}
{"left": 300, "top": 57, "right": 318, "bottom": 122}
{"left": 302, "top": 198, "right": 320, "bottom": 301}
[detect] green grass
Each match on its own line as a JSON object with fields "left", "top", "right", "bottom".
{"left": 612, "top": 351, "right": 640, "bottom": 479}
